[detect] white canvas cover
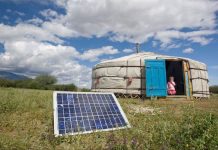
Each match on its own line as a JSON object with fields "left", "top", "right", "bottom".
{"left": 92, "top": 52, "right": 209, "bottom": 98}
{"left": 188, "top": 60, "right": 209, "bottom": 97}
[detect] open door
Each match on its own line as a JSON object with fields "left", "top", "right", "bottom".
{"left": 145, "top": 60, "right": 167, "bottom": 97}
{"left": 165, "top": 61, "right": 185, "bottom": 95}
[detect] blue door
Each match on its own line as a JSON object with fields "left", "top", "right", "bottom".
{"left": 145, "top": 60, "right": 167, "bottom": 97}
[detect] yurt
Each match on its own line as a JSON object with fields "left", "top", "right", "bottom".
{"left": 91, "top": 52, "right": 209, "bottom": 99}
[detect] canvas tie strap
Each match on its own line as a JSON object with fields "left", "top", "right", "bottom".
{"left": 127, "top": 77, "right": 133, "bottom": 86}
{"left": 95, "top": 77, "right": 100, "bottom": 86}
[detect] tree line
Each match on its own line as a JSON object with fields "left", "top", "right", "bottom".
{"left": 0, "top": 74, "right": 89, "bottom": 91}
{"left": 209, "top": 86, "right": 218, "bottom": 94}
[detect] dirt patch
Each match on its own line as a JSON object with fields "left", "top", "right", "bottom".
{"left": 128, "top": 104, "right": 163, "bottom": 115}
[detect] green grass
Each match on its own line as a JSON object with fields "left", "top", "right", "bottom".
{"left": 0, "top": 87, "right": 217, "bottom": 150}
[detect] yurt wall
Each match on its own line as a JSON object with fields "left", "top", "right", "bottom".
{"left": 92, "top": 53, "right": 210, "bottom": 98}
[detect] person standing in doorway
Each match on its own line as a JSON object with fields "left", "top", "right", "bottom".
{"left": 167, "top": 76, "right": 176, "bottom": 95}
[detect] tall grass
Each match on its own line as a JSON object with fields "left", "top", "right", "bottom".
{"left": 0, "top": 87, "right": 217, "bottom": 149}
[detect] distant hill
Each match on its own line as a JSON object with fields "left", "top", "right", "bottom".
{"left": 0, "top": 71, "right": 29, "bottom": 80}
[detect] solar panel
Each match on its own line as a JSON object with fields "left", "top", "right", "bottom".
{"left": 53, "top": 91, "right": 131, "bottom": 136}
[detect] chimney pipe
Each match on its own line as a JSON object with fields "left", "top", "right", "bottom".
{"left": 136, "top": 43, "right": 140, "bottom": 53}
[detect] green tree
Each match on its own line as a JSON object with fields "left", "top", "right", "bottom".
{"left": 0, "top": 78, "right": 15, "bottom": 87}
{"left": 35, "top": 74, "right": 57, "bottom": 86}
{"left": 210, "top": 86, "right": 218, "bottom": 94}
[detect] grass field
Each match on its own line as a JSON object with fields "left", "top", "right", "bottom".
{"left": 0, "top": 88, "right": 217, "bottom": 150}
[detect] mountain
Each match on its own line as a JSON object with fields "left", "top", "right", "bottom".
{"left": 0, "top": 71, "right": 29, "bottom": 80}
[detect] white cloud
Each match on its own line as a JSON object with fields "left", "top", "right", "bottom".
{"left": 123, "top": 48, "right": 134, "bottom": 53}
{"left": 49, "top": 0, "right": 218, "bottom": 45}
{"left": 0, "top": 40, "right": 91, "bottom": 87}
{"left": 42, "top": 21, "right": 78, "bottom": 38}
{"left": 40, "top": 9, "right": 59, "bottom": 20}
{"left": 15, "top": 11, "right": 25, "bottom": 16}
{"left": 5, "top": 8, "right": 25, "bottom": 16}
{"left": 165, "top": 44, "right": 181, "bottom": 49}
{"left": 0, "top": 41, "right": 119, "bottom": 87}
{"left": 189, "top": 37, "right": 212, "bottom": 46}
{"left": 0, "top": 0, "right": 218, "bottom": 87}
{"left": 80, "top": 46, "right": 119, "bottom": 62}
{"left": 0, "top": 22, "right": 120, "bottom": 87}
{"left": 25, "top": 18, "right": 44, "bottom": 25}
{"left": 0, "top": 23, "right": 62, "bottom": 43}
{"left": 0, "top": 21, "right": 119, "bottom": 87}
{"left": 14, "top": 0, "right": 217, "bottom": 47}
{"left": 154, "top": 30, "right": 217, "bottom": 48}
{"left": 183, "top": 48, "right": 194, "bottom": 54}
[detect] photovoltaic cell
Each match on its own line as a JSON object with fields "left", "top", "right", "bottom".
{"left": 53, "top": 91, "right": 130, "bottom": 136}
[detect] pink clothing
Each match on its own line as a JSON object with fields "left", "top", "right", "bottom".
{"left": 168, "top": 90, "right": 176, "bottom": 95}
{"left": 167, "top": 81, "right": 176, "bottom": 95}
{"left": 168, "top": 81, "right": 176, "bottom": 90}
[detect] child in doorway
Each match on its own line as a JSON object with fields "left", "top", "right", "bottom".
{"left": 167, "top": 76, "right": 176, "bottom": 95}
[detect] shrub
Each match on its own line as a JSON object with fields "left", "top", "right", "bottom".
{"left": 0, "top": 78, "right": 15, "bottom": 87}
{"left": 0, "top": 75, "right": 78, "bottom": 91}
{"left": 210, "top": 86, "right": 218, "bottom": 94}
{"left": 49, "top": 84, "right": 77, "bottom": 91}
{"left": 35, "top": 74, "right": 57, "bottom": 86}
{"left": 81, "top": 88, "right": 91, "bottom": 92}
{"left": 170, "top": 109, "right": 217, "bottom": 150}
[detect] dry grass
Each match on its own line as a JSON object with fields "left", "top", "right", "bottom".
{"left": 0, "top": 87, "right": 217, "bottom": 149}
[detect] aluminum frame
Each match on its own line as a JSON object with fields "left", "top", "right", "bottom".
{"left": 53, "top": 91, "right": 131, "bottom": 136}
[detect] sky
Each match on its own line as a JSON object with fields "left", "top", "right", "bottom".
{"left": 0, "top": 0, "right": 218, "bottom": 88}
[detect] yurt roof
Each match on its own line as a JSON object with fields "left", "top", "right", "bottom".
{"left": 94, "top": 52, "right": 206, "bottom": 70}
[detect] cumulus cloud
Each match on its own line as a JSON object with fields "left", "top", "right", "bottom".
{"left": 154, "top": 30, "right": 217, "bottom": 48}
{"left": 40, "top": 9, "right": 59, "bottom": 20}
{"left": 25, "top": 18, "right": 44, "bottom": 25}
{"left": 183, "top": 48, "right": 194, "bottom": 54}
{"left": 0, "top": 0, "right": 218, "bottom": 87}
{"left": 0, "top": 23, "right": 62, "bottom": 43}
{"left": 42, "top": 21, "right": 78, "bottom": 38}
{"left": 122, "top": 48, "right": 134, "bottom": 53}
{"left": 49, "top": 0, "right": 218, "bottom": 45}
{"left": 80, "top": 46, "right": 119, "bottom": 62}
{"left": 189, "top": 37, "right": 213, "bottom": 46}
{"left": 0, "top": 21, "right": 118, "bottom": 87}
{"left": 0, "top": 22, "right": 120, "bottom": 87}
{"left": 9, "top": 0, "right": 217, "bottom": 46}
{"left": 0, "top": 40, "right": 91, "bottom": 87}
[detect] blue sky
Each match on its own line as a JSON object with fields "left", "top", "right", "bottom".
{"left": 0, "top": 0, "right": 218, "bottom": 87}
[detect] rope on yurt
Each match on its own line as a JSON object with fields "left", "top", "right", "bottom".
{"left": 199, "top": 69, "right": 203, "bottom": 97}
{"left": 188, "top": 64, "right": 210, "bottom": 98}
{"left": 199, "top": 67, "right": 210, "bottom": 98}
{"left": 94, "top": 72, "right": 97, "bottom": 90}
{"left": 126, "top": 59, "right": 129, "bottom": 95}
{"left": 140, "top": 57, "right": 143, "bottom": 97}
{"left": 124, "top": 53, "right": 144, "bottom": 97}
{"left": 183, "top": 61, "right": 189, "bottom": 99}
{"left": 206, "top": 66, "right": 209, "bottom": 96}
{"left": 187, "top": 61, "right": 193, "bottom": 99}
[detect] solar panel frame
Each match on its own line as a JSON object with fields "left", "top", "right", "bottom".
{"left": 53, "top": 91, "right": 131, "bottom": 136}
